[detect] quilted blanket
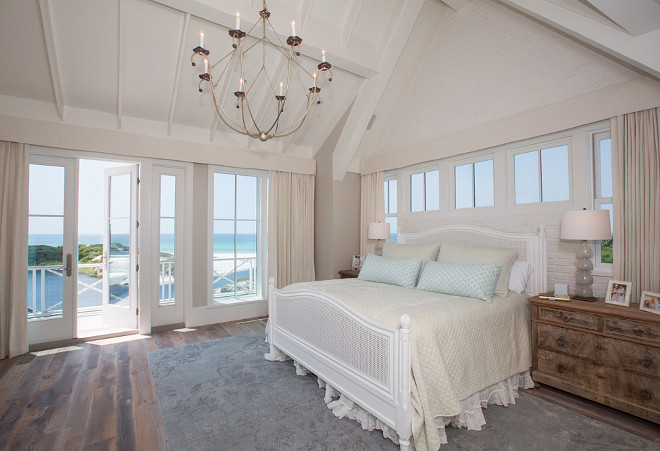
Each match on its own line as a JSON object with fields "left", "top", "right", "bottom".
{"left": 283, "top": 279, "right": 532, "bottom": 451}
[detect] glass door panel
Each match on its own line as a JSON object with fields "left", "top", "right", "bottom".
{"left": 103, "top": 165, "right": 138, "bottom": 329}
{"left": 27, "top": 156, "right": 76, "bottom": 344}
{"left": 152, "top": 167, "right": 184, "bottom": 327}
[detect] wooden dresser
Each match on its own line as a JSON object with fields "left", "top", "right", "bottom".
{"left": 528, "top": 296, "right": 660, "bottom": 424}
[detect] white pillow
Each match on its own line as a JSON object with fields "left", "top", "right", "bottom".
{"left": 508, "top": 261, "right": 534, "bottom": 293}
{"left": 382, "top": 241, "right": 441, "bottom": 261}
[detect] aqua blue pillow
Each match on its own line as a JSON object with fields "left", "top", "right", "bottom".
{"left": 416, "top": 261, "right": 502, "bottom": 302}
{"left": 357, "top": 254, "right": 423, "bottom": 289}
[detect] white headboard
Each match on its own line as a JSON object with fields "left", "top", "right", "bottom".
{"left": 399, "top": 224, "right": 547, "bottom": 296}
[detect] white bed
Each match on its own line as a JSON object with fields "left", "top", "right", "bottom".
{"left": 266, "top": 225, "right": 547, "bottom": 450}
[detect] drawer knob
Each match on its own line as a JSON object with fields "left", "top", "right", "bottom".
{"left": 633, "top": 328, "right": 644, "bottom": 337}
{"left": 557, "top": 363, "right": 566, "bottom": 374}
{"left": 556, "top": 336, "right": 566, "bottom": 347}
{"left": 562, "top": 316, "right": 570, "bottom": 322}
{"left": 641, "top": 357, "right": 655, "bottom": 369}
{"left": 640, "top": 389, "right": 653, "bottom": 401}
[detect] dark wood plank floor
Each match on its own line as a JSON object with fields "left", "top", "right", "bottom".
{"left": 0, "top": 318, "right": 266, "bottom": 451}
{"left": 1, "top": 317, "right": 657, "bottom": 450}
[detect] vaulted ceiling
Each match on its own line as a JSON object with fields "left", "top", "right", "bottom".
{"left": 0, "top": 0, "right": 659, "bottom": 175}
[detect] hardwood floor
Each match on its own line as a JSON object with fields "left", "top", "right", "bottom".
{"left": 0, "top": 318, "right": 267, "bottom": 451}
{"left": 2, "top": 317, "right": 658, "bottom": 450}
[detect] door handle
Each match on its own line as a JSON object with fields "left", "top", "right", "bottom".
{"left": 63, "top": 253, "right": 72, "bottom": 277}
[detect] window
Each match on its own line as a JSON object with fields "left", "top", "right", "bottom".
{"left": 158, "top": 174, "right": 176, "bottom": 306}
{"left": 210, "top": 168, "right": 267, "bottom": 303}
{"left": 454, "top": 158, "right": 494, "bottom": 209}
{"left": 513, "top": 143, "right": 570, "bottom": 204}
{"left": 384, "top": 175, "right": 397, "bottom": 242}
{"left": 410, "top": 169, "right": 439, "bottom": 212}
{"left": 593, "top": 131, "right": 613, "bottom": 267}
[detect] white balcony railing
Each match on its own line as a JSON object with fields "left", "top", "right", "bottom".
{"left": 28, "top": 260, "right": 180, "bottom": 317}
{"left": 212, "top": 257, "right": 257, "bottom": 299}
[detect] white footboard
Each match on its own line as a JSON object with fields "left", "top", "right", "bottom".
{"left": 267, "top": 277, "right": 413, "bottom": 449}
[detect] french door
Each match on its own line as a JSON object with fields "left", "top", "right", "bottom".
{"left": 102, "top": 165, "right": 139, "bottom": 329}
{"left": 27, "top": 155, "right": 77, "bottom": 344}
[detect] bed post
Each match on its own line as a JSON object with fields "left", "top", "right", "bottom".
{"left": 267, "top": 276, "right": 276, "bottom": 347}
{"left": 397, "top": 314, "right": 412, "bottom": 451}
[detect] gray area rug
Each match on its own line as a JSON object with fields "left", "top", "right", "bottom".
{"left": 148, "top": 333, "right": 658, "bottom": 450}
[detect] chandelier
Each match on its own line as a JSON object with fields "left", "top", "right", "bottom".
{"left": 191, "top": 1, "right": 333, "bottom": 142}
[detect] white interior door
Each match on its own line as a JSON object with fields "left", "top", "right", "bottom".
{"left": 27, "top": 155, "right": 77, "bottom": 345}
{"left": 102, "top": 165, "right": 139, "bottom": 329}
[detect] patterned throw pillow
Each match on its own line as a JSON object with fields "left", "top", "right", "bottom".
{"left": 416, "top": 261, "right": 502, "bottom": 302}
{"left": 357, "top": 254, "right": 423, "bottom": 289}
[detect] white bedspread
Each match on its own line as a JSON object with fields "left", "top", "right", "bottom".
{"left": 283, "top": 279, "right": 532, "bottom": 451}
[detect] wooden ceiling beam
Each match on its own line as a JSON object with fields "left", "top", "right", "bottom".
{"left": 168, "top": 13, "right": 190, "bottom": 136}
{"left": 38, "top": 0, "right": 64, "bottom": 121}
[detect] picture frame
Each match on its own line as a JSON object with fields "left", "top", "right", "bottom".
{"left": 604, "top": 280, "right": 632, "bottom": 307}
{"left": 351, "top": 255, "right": 363, "bottom": 270}
{"left": 639, "top": 291, "right": 660, "bottom": 315}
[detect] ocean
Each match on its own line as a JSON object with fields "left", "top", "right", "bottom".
{"left": 29, "top": 233, "right": 258, "bottom": 254}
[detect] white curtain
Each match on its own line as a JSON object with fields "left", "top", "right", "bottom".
{"left": 0, "top": 141, "right": 29, "bottom": 359}
{"left": 268, "top": 171, "right": 315, "bottom": 289}
{"left": 360, "top": 172, "right": 385, "bottom": 257}
{"left": 611, "top": 107, "right": 660, "bottom": 301}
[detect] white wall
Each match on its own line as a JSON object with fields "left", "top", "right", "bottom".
{"left": 391, "top": 121, "right": 612, "bottom": 297}
{"left": 381, "top": 0, "right": 639, "bottom": 153}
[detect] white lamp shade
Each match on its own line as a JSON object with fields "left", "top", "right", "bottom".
{"left": 560, "top": 210, "right": 611, "bottom": 241}
{"left": 368, "top": 222, "right": 390, "bottom": 240}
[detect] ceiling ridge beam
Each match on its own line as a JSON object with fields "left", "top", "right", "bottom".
{"left": 332, "top": 0, "right": 426, "bottom": 180}
{"left": 168, "top": 13, "right": 191, "bottom": 136}
{"left": 38, "top": 0, "right": 64, "bottom": 121}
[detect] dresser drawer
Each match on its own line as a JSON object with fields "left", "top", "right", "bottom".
{"left": 537, "top": 349, "right": 660, "bottom": 412}
{"left": 603, "top": 317, "right": 660, "bottom": 345}
{"left": 537, "top": 323, "right": 598, "bottom": 359}
{"left": 597, "top": 335, "right": 660, "bottom": 379}
{"left": 538, "top": 306, "right": 599, "bottom": 330}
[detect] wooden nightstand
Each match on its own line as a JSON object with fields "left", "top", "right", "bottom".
{"left": 528, "top": 295, "right": 660, "bottom": 424}
{"left": 338, "top": 269, "right": 360, "bottom": 279}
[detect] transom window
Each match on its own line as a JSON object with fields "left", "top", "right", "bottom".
{"left": 410, "top": 169, "right": 439, "bottom": 212}
{"left": 454, "top": 158, "right": 494, "bottom": 209}
{"left": 210, "top": 168, "right": 267, "bottom": 303}
{"left": 513, "top": 142, "right": 570, "bottom": 204}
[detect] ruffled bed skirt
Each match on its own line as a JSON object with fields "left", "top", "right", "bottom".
{"left": 265, "top": 342, "right": 534, "bottom": 449}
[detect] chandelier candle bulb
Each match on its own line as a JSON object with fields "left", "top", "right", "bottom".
{"left": 199, "top": 31, "right": 204, "bottom": 48}
{"left": 235, "top": 12, "right": 240, "bottom": 30}
{"left": 291, "top": 20, "right": 296, "bottom": 36}
{"left": 322, "top": 49, "right": 326, "bottom": 62}
{"left": 279, "top": 81, "right": 283, "bottom": 96}
{"left": 204, "top": 57, "right": 208, "bottom": 73}
{"left": 239, "top": 78, "right": 245, "bottom": 92}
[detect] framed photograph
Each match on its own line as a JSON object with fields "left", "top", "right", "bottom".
{"left": 351, "top": 255, "right": 363, "bottom": 270}
{"left": 604, "top": 280, "right": 632, "bottom": 307}
{"left": 640, "top": 291, "right": 660, "bottom": 315}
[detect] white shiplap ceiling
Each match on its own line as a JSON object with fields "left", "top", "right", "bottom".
{"left": 0, "top": 0, "right": 658, "bottom": 173}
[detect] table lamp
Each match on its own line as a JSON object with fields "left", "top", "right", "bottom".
{"left": 368, "top": 222, "right": 390, "bottom": 256}
{"left": 560, "top": 209, "right": 612, "bottom": 301}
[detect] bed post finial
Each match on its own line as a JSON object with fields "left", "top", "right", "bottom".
{"left": 400, "top": 314, "right": 411, "bottom": 330}
{"left": 537, "top": 224, "right": 546, "bottom": 238}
